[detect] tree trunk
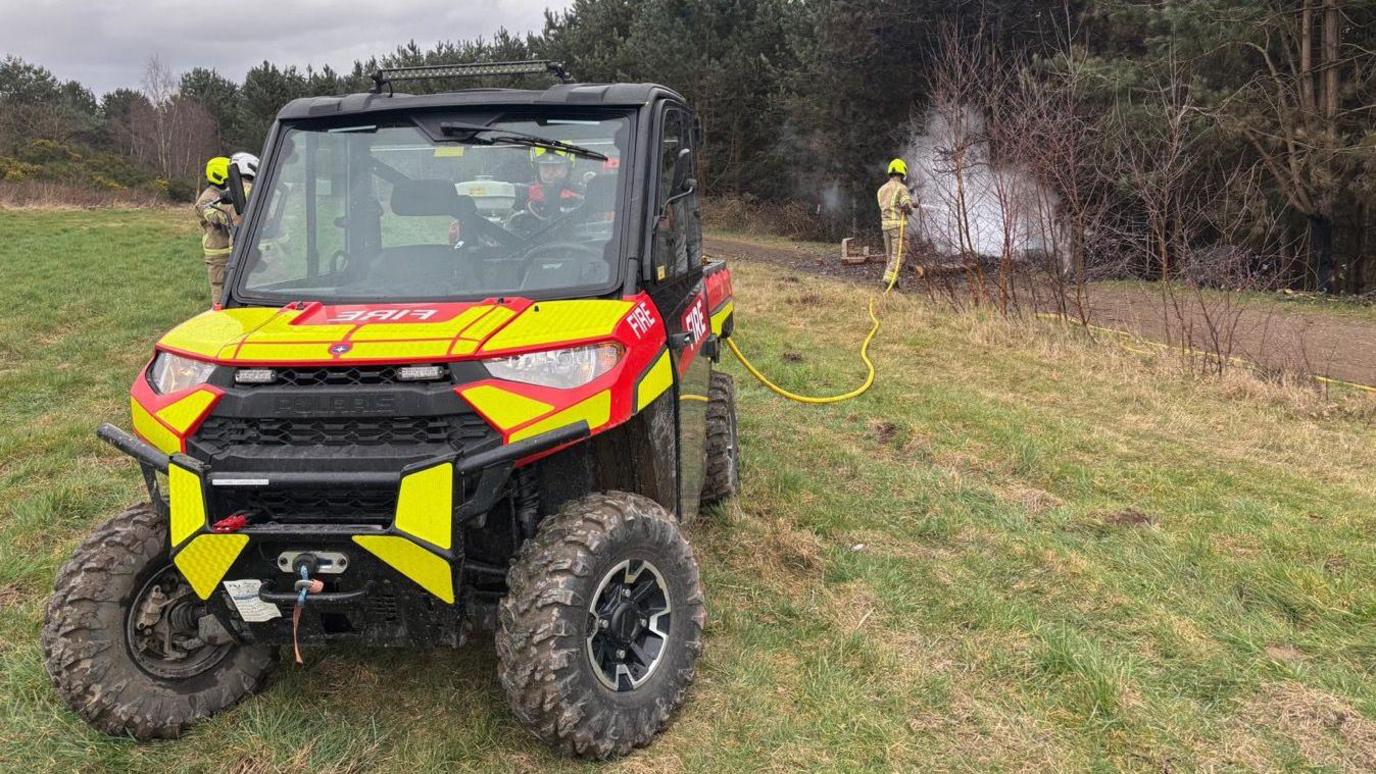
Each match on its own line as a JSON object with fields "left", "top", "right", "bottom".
{"left": 1300, "top": 2, "right": 1316, "bottom": 115}
{"left": 1323, "top": 0, "right": 1341, "bottom": 122}
{"left": 1351, "top": 200, "right": 1368, "bottom": 294}
{"left": 1309, "top": 213, "right": 1336, "bottom": 292}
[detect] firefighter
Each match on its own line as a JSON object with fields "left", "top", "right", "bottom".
{"left": 194, "top": 153, "right": 257, "bottom": 304}
{"left": 878, "top": 158, "right": 914, "bottom": 287}
{"left": 527, "top": 147, "right": 584, "bottom": 218}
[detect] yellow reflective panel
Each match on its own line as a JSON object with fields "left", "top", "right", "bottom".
{"left": 352, "top": 535, "right": 454, "bottom": 604}
{"left": 174, "top": 534, "right": 249, "bottom": 600}
{"left": 395, "top": 463, "right": 454, "bottom": 550}
{"left": 342, "top": 341, "right": 454, "bottom": 360}
{"left": 233, "top": 343, "right": 336, "bottom": 362}
{"left": 247, "top": 311, "right": 354, "bottom": 343}
{"left": 168, "top": 463, "right": 206, "bottom": 548}
{"left": 457, "top": 305, "right": 517, "bottom": 344}
{"left": 159, "top": 308, "right": 280, "bottom": 359}
{"left": 448, "top": 339, "right": 480, "bottom": 356}
{"left": 155, "top": 389, "right": 217, "bottom": 434}
{"left": 131, "top": 399, "right": 180, "bottom": 455}
{"left": 635, "top": 351, "right": 673, "bottom": 412}
{"left": 459, "top": 385, "right": 554, "bottom": 430}
{"left": 710, "top": 301, "right": 735, "bottom": 336}
{"left": 509, "top": 390, "right": 611, "bottom": 442}
{"left": 481, "top": 301, "right": 633, "bottom": 352}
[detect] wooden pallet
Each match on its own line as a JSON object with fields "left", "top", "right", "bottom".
{"left": 840, "top": 237, "right": 880, "bottom": 265}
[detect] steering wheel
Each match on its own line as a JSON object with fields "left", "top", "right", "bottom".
{"left": 518, "top": 241, "right": 606, "bottom": 286}
{"left": 521, "top": 240, "right": 603, "bottom": 263}
{"left": 453, "top": 196, "right": 523, "bottom": 250}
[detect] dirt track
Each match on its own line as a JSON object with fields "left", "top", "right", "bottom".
{"left": 705, "top": 235, "right": 1376, "bottom": 389}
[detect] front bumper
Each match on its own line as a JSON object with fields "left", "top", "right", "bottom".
{"left": 97, "top": 421, "right": 586, "bottom": 646}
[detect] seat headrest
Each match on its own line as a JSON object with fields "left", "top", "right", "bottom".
{"left": 390, "top": 179, "right": 461, "bottom": 217}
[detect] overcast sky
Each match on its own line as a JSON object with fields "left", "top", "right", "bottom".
{"left": 0, "top": 0, "right": 571, "bottom": 96}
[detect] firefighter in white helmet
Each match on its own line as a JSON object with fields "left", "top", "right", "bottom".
{"left": 194, "top": 153, "right": 258, "bottom": 304}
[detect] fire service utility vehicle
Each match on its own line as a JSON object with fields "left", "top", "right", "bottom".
{"left": 42, "top": 61, "right": 740, "bottom": 758}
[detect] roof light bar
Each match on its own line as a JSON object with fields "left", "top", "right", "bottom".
{"left": 370, "top": 60, "right": 571, "bottom": 94}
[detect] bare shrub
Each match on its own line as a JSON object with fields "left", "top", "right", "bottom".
{"left": 908, "top": 23, "right": 1120, "bottom": 322}
{"left": 702, "top": 195, "right": 835, "bottom": 242}
{"left": 0, "top": 180, "right": 167, "bottom": 209}
{"left": 121, "top": 56, "right": 219, "bottom": 188}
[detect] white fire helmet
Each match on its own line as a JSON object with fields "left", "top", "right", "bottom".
{"left": 230, "top": 152, "right": 259, "bottom": 179}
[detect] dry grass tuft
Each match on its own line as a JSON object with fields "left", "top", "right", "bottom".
{"left": 1100, "top": 509, "right": 1155, "bottom": 529}
{"left": 867, "top": 419, "right": 899, "bottom": 445}
{"left": 822, "top": 581, "right": 881, "bottom": 634}
{"left": 993, "top": 482, "right": 1064, "bottom": 515}
{"left": 1263, "top": 644, "right": 1307, "bottom": 663}
{"left": 1213, "top": 682, "right": 1376, "bottom": 771}
{"left": 709, "top": 501, "right": 827, "bottom": 589}
{"left": 0, "top": 583, "right": 23, "bottom": 610}
{"left": 0, "top": 181, "right": 171, "bottom": 209}
{"left": 761, "top": 516, "right": 826, "bottom": 580}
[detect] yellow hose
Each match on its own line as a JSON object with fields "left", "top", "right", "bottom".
{"left": 726, "top": 220, "right": 904, "bottom": 404}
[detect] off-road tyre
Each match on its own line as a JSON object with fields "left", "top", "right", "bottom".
{"left": 701, "top": 370, "right": 740, "bottom": 506}
{"left": 42, "top": 503, "right": 277, "bottom": 739}
{"left": 497, "top": 491, "right": 706, "bottom": 758}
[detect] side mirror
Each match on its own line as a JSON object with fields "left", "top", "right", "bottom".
{"left": 671, "top": 148, "right": 694, "bottom": 195}
{"left": 227, "top": 165, "right": 248, "bottom": 217}
{"left": 654, "top": 149, "right": 698, "bottom": 236}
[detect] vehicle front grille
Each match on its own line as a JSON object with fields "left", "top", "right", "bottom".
{"left": 236, "top": 365, "right": 434, "bottom": 388}
{"left": 217, "top": 487, "right": 397, "bottom": 524}
{"left": 193, "top": 414, "right": 492, "bottom": 453}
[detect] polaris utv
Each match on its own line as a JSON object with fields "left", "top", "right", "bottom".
{"left": 42, "top": 61, "right": 740, "bottom": 758}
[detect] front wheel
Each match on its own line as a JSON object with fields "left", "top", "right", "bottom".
{"left": 42, "top": 504, "right": 276, "bottom": 739}
{"left": 496, "top": 492, "right": 706, "bottom": 758}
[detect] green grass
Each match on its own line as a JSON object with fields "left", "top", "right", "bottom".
{"left": 3, "top": 208, "right": 1375, "bottom": 771}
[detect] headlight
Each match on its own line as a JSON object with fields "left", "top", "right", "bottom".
{"left": 484, "top": 343, "right": 623, "bottom": 389}
{"left": 148, "top": 352, "right": 216, "bottom": 394}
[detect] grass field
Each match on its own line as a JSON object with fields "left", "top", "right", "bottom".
{"left": 2, "top": 209, "right": 1375, "bottom": 772}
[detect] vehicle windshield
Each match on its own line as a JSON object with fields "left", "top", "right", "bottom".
{"left": 236, "top": 111, "right": 631, "bottom": 304}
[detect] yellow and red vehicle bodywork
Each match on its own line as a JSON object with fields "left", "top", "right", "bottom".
{"left": 130, "top": 269, "right": 733, "bottom": 606}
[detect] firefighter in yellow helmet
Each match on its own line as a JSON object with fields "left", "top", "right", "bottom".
{"left": 878, "top": 158, "right": 914, "bottom": 287}
{"left": 194, "top": 154, "right": 257, "bottom": 304}
{"left": 526, "top": 147, "right": 584, "bottom": 218}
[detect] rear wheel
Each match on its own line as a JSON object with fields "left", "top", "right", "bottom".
{"left": 42, "top": 504, "right": 276, "bottom": 739}
{"left": 701, "top": 370, "right": 740, "bottom": 506}
{"left": 497, "top": 491, "right": 706, "bottom": 758}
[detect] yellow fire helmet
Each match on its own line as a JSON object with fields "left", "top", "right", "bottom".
{"left": 530, "top": 147, "right": 575, "bottom": 167}
{"left": 887, "top": 158, "right": 908, "bottom": 177}
{"left": 205, "top": 156, "right": 231, "bottom": 186}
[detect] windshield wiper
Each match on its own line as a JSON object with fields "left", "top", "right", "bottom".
{"left": 438, "top": 121, "right": 607, "bottom": 161}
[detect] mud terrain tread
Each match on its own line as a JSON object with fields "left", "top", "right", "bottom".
{"left": 42, "top": 503, "right": 276, "bottom": 739}
{"left": 701, "top": 370, "right": 740, "bottom": 505}
{"left": 496, "top": 491, "right": 705, "bottom": 758}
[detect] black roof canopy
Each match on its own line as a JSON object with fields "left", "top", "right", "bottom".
{"left": 277, "top": 83, "right": 685, "bottom": 122}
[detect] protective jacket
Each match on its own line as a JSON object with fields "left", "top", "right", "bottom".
{"left": 194, "top": 182, "right": 251, "bottom": 304}
{"left": 877, "top": 178, "right": 913, "bottom": 230}
{"left": 195, "top": 185, "right": 235, "bottom": 258}
{"left": 528, "top": 182, "right": 584, "bottom": 217}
